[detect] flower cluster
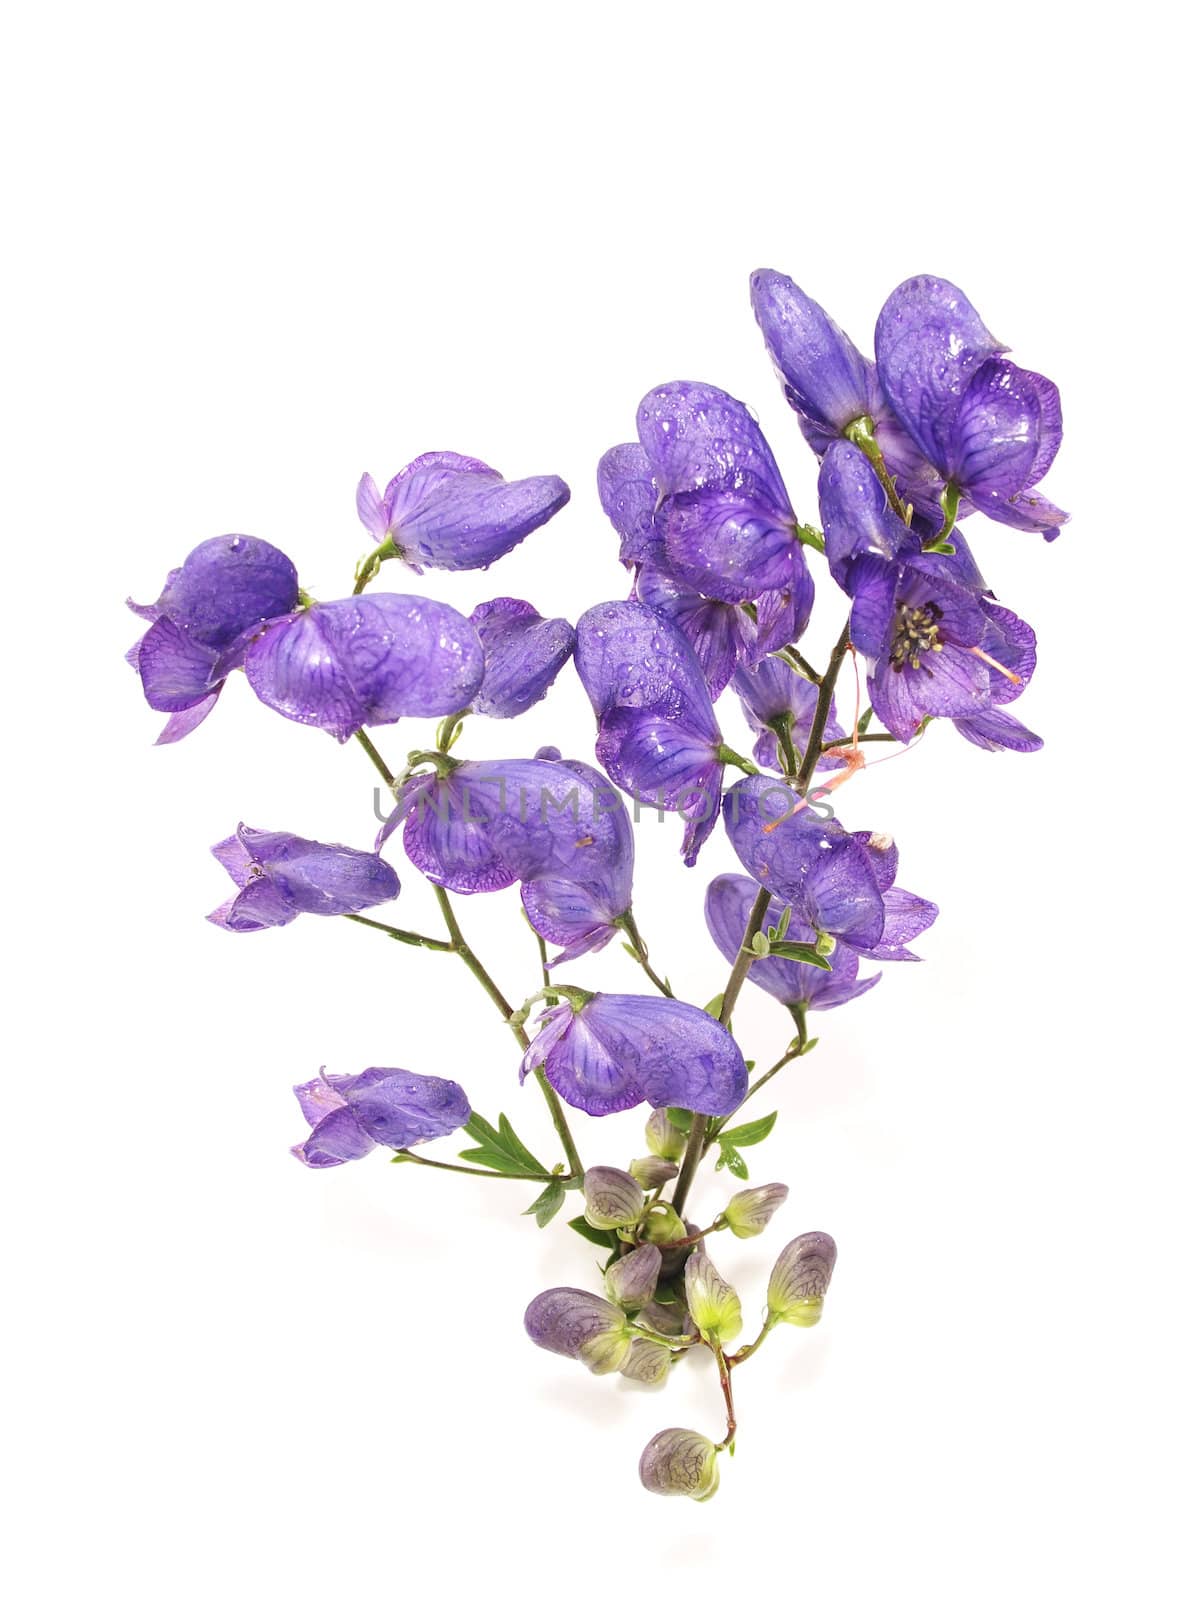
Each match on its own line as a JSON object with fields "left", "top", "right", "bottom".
{"left": 129, "top": 270, "right": 1065, "bottom": 1499}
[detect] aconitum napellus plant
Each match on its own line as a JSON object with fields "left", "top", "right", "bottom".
{"left": 129, "top": 273, "right": 1066, "bottom": 1499}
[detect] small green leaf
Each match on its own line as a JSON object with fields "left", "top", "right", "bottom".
{"left": 715, "top": 1143, "right": 750, "bottom": 1180}
{"left": 568, "top": 1215, "right": 618, "bottom": 1249}
{"left": 769, "top": 941, "right": 833, "bottom": 970}
{"left": 621, "top": 942, "right": 640, "bottom": 960}
{"left": 856, "top": 707, "right": 874, "bottom": 735}
{"left": 703, "top": 993, "right": 725, "bottom": 1019}
{"left": 524, "top": 1182, "right": 566, "bottom": 1228}
{"left": 496, "top": 1113, "right": 543, "bottom": 1172}
{"left": 774, "top": 904, "right": 792, "bottom": 941}
{"left": 750, "top": 930, "right": 771, "bottom": 957}
{"left": 665, "top": 1107, "right": 695, "bottom": 1134}
{"left": 719, "top": 1111, "right": 778, "bottom": 1148}
{"left": 800, "top": 1036, "right": 820, "bottom": 1055}
{"left": 458, "top": 1110, "right": 549, "bottom": 1177}
{"left": 390, "top": 1152, "right": 415, "bottom": 1164}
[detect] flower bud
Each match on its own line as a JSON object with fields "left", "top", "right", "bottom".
{"left": 583, "top": 1165, "right": 645, "bottom": 1229}
{"left": 638, "top": 1428, "right": 720, "bottom": 1500}
{"left": 623, "top": 1339, "right": 672, "bottom": 1385}
{"left": 684, "top": 1251, "right": 743, "bottom": 1345}
{"left": 637, "top": 1297, "right": 693, "bottom": 1338}
{"left": 641, "top": 1204, "right": 687, "bottom": 1246}
{"left": 645, "top": 1107, "right": 687, "bottom": 1161}
{"left": 629, "top": 1155, "right": 679, "bottom": 1189}
{"left": 767, "top": 1231, "right": 837, "bottom": 1327}
{"left": 524, "top": 1287, "right": 633, "bottom": 1375}
{"left": 722, "top": 1182, "right": 789, "bottom": 1239}
{"left": 605, "top": 1243, "right": 662, "bottom": 1311}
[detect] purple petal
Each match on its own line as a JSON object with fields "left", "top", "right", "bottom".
{"left": 750, "top": 269, "right": 873, "bottom": 436}
{"left": 967, "top": 484, "right": 1069, "bottom": 538}
{"left": 244, "top": 594, "right": 484, "bottom": 741}
{"left": 355, "top": 472, "right": 390, "bottom": 540}
{"left": 953, "top": 706, "right": 1044, "bottom": 753}
{"left": 868, "top": 644, "right": 992, "bottom": 740}
{"left": 597, "top": 443, "right": 665, "bottom": 570}
{"left": 293, "top": 1074, "right": 349, "bottom": 1129}
{"left": 522, "top": 994, "right": 747, "bottom": 1118}
{"left": 155, "top": 691, "right": 222, "bottom": 745}
{"left": 337, "top": 1066, "right": 471, "bottom": 1147}
{"left": 136, "top": 618, "right": 223, "bottom": 712}
{"left": 382, "top": 452, "right": 500, "bottom": 524}
{"left": 635, "top": 564, "right": 757, "bottom": 698}
{"left": 468, "top": 597, "right": 576, "bottom": 719}
{"left": 524, "top": 1287, "right": 627, "bottom": 1360}
{"left": 156, "top": 535, "right": 300, "bottom": 649}
{"left": 208, "top": 875, "right": 298, "bottom": 932}
{"left": 234, "top": 825, "right": 401, "bottom": 916}
{"left": 950, "top": 358, "right": 1041, "bottom": 498}
{"left": 863, "top": 887, "right": 939, "bottom": 961}
{"left": 574, "top": 600, "right": 718, "bottom": 735}
{"left": 817, "top": 440, "right": 919, "bottom": 591}
{"left": 751, "top": 573, "right": 815, "bottom": 658}
{"left": 291, "top": 1104, "right": 378, "bottom": 1168}
{"left": 661, "top": 489, "right": 806, "bottom": 603}
{"left": 636, "top": 381, "right": 792, "bottom": 519}
{"left": 385, "top": 454, "right": 570, "bottom": 570}
{"left": 520, "top": 878, "right": 625, "bottom": 964}
{"left": 211, "top": 832, "right": 255, "bottom": 888}
{"left": 874, "top": 276, "right": 1007, "bottom": 473}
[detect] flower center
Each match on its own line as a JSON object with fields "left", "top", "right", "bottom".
{"left": 889, "top": 601, "right": 944, "bottom": 672}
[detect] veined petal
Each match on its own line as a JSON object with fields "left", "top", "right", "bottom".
{"left": 818, "top": 439, "right": 919, "bottom": 591}
{"left": 394, "top": 460, "right": 570, "bottom": 571}
{"left": 234, "top": 825, "right": 400, "bottom": 916}
{"left": 595, "top": 707, "right": 720, "bottom": 808}
{"left": 208, "top": 875, "right": 298, "bottom": 932}
{"left": 867, "top": 645, "right": 992, "bottom": 741}
{"left": 136, "top": 618, "right": 223, "bottom": 712}
{"left": 875, "top": 275, "right": 1007, "bottom": 473}
{"left": 291, "top": 1104, "right": 377, "bottom": 1168}
{"left": 863, "top": 886, "right": 939, "bottom": 961}
{"left": 750, "top": 269, "right": 872, "bottom": 434}
{"left": 597, "top": 443, "right": 665, "bottom": 570}
{"left": 574, "top": 600, "right": 719, "bottom": 737}
{"left": 157, "top": 535, "right": 300, "bottom": 649}
{"left": 635, "top": 564, "right": 757, "bottom": 698}
{"left": 293, "top": 1075, "right": 349, "bottom": 1130}
{"left": 661, "top": 489, "right": 805, "bottom": 602}
{"left": 636, "top": 380, "right": 793, "bottom": 519}
{"left": 953, "top": 706, "right": 1044, "bottom": 752}
{"left": 338, "top": 1066, "right": 471, "bottom": 1147}
{"left": 468, "top": 597, "right": 575, "bottom": 719}
{"left": 155, "top": 692, "right": 222, "bottom": 745}
{"left": 950, "top": 358, "right": 1041, "bottom": 498}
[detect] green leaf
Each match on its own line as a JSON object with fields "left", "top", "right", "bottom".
{"left": 719, "top": 1111, "right": 778, "bottom": 1148}
{"left": 524, "top": 1182, "right": 566, "bottom": 1228}
{"left": 750, "top": 930, "right": 771, "bottom": 957}
{"left": 769, "top": 940, "right": 833, "bottom": 970}
{"left": 800, "top": 1036, "right": 820, "bottom": 1056}
{"left": 665, "top": 1107, "right": 695, "bottom": 1134}
{"left": 773, "top": 904, "right": 792, "bottom": 941}
{"left": 458, "top": 1111, "right": 549, "bottom": 1177}
{"left": 715, "top": 1143, "right": 749, "bottom": 1180}
{"left": 856, "top": 707, "right": 875, "bottom": 735}
{"left": 703, "top": 993, "right": 725, "bottom": 1019}
{"left": 568, "top": 1215, "right": 617, "bottom": 1249}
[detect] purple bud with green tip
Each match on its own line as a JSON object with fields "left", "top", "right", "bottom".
{"left": 767, "top": 1231, "right": 838, "bottom": 1327}
{"left": 639, "top": 1428, "right": 720, "bottom": 1500}
{"left": 723, "top": 1182, "right": 790, "bottom": 1239}
{"left": 583, "top": 1166, "right": 645, "bottom": 1230}
{"left": 605, "top": 1244, "right": 662, "bottom": 1311}
{"left": 629, "top": 1156, "right": 679, "bottom": 1189}
{"left": 645, "top": 1108, "right": 687, "bottom": 1161}
{"left": 684, "top": 1252, "right": 742, "bottom": 1345}
{"left": 623, "top": 1340, "right": 672, "bottom": 1385}
{"left": 523, "top": 1287, "right": 633, "bottom": 1375}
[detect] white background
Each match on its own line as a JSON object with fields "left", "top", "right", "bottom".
{"left": 5, "top": 3, "right": 1196, "bottom": 1595}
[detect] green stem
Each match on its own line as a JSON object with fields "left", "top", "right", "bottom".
{"left": 822, "top": 732, "right": 896, "bottom": 749}
{"left": 768, "top": 714, "right": 799, "bottom": 779}
{"left": 717, "top": 744, "right": 760, "bottom": 779}
{"left": 432, "top": 887, "right": 585, "bottom": 1180}
{"left": 657, "top": 1221, "right": 724, "bottom": 1250}
{"left": 355, "top": 728, "right": 395, "bottom": 787}
{"left": 706, "top": 1022, "right": 807, "bottom": 1149}
{"left": 844, "top": 415, "right": 910, "bottom": 521}
{"left": 632, "top": 1325, "right": 700, "bottom": 1352}
{"left": 780, "top": 646, "right": 821, "bottom": 683}
{"left": 616, "top": 911, "right": 674, "bottom": 998}
{"left": 343, "top": 913, "right": 454, "bottom": 952}
{"left": 728, "top": 1315, "right": 778, "bottom": 1367}
{"left": 714, "top": 1346, "right": 737, "bottom": 1449}
{"left": 395, "top": 1149, "right": 556, "bottom": 1182}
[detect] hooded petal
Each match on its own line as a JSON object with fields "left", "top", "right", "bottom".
{"left": 636, "top": 381, "right": 793, "bottom": 518}
{"left": 293, "top": 1074, "right": 349, "bottom": 1130}
{"left": 208, "top": 874, "right": 298, "bottom": 931}
{"left": 949, "top": 358, "right": 1041, "bottom": 498}
{"left": 385, "top": 452, "right": 570, "bottom": 570}
{"left": 233, "top": 825, "right": 401, "bottom": 916}
{"left": 574, "top": 600, "right": 719, "bottom": 736}
{"left": 750, "top": 268, "right": 873, "bottom": 436}
{"left": 732, "top": 657, "right": 845, "bottom": 773}
{"left": 136, "top": 618, "right": 223, "bottom": 712}
{"left": 862, "top": 887, "right": 939, "bottom": 961}
{"left": 156, "top": 534, "right": 300, "bottom": 649}
{"left": 874, "top": 275, "right": 1007, "bottom": 473}
{"left": 468, "top": 597, "right": 576, "bottom": 719}
{"left": 817, "top": 440, "right": 919, "bottom": 592}
{"left": 291, "top": 1104, "right": 377, "bottom": 1168}
{"left": 660, "top": 488, "right": 804, "bottom": 602}
{"left": 337, "top": 1066, "right": 471, "bottom": 1147}
{"left": 244, "top": 594, "right": 484, "bottom": 741}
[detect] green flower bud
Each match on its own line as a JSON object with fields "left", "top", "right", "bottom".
{"left": 641, "top": 1204, "right": 687, "bottom": 1246}
{"left": 604, "top": 1243, "right": 662, "bottom": 1311}
{"left": 767, "top": 1231, "right": 837, "bottom": 1328}
{"left": 645, "top": 1107, "right": 687, "bottom": 1161}
{"left": 639, "top": 1428, "right": 720, "bottom": 1500}
{"left": 583, "top": 1165, "right": 645, "bottom": 1230}
{"left": 578, "top": 1321, "right": 634, "bottom": 1376}
{"left": 722, "top": 1181, "right": 789, "bottom": 1239}
{"left": 684, "top": 1251, "right": 743, "bottom": 1345}
{"left": 629, "top": 1155, "right": 679, "bottom": 1189}
{"left": 623, "top": 1339, "right": 672, "bottom": 1385}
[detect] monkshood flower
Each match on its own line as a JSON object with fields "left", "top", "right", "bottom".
{"left": 875, "top": 276, "right": 1067, "bottom": 537}
{"left": 524, "top": 1287, "right": 633, "bottom": 1376}
{"left": 291, "top": 1067, "right": 471, "bottom": 1169}
{"left": 243, "top": 593, "right": 484, "bottom": 741}
{"left": 952, "top": 602, "right": 1042, "bottom": 753}
{"left": 639, "top": 1429, "right": 721, "bottom": 1500}
{"left": 731, "top": 656, "right": 846, "bottom": 773}
{"left": 519, "top": 753, "right": 634, "bottom": 965}
{"left": 467, "top": 598, "right": 575, "bottom": 718}
{"left": 635, "top": 381, "right": 816, "bottom": 612}
{"left": 723, "top": 778, "right": 937, "bottom": 960}
{"left": 605, "top": 1243, "right": 662, "bottom": 1311}
{"left": 355, "top": 452, "right": 570, "bottom": 571}
{"left": 575, "top": 599, "right": 735, "bottom": 865}
{"left": 684, "top": 1252, "right": 742, "bottom": 1344}
{"left": 635, "top": 562, "right": 758, "bottom": 698}
{"left": 706, "top": 874, "right": 882, "bottom": 1010}
{"left": 629, "top": 1155, "right": 679, "bottom": 1189}
{"left": 583, "top": 1166, "right": 645, "bottom": 1229}
{"left": 723, "top": 1183, "right": 789, "bottom": 1239}
{"left": 207, "top": 824, "right": 400, "bottom": 931}
{"left": 128, "top": 535, "right": 300, "bottom": 743}
{"left": 519, "top": 992, "right": 748, "bottom": 1117}
{"left": 767, "top": 1231, "right": 838, "bottom": 1327}
{"left": 384, "top": 755, "right": 627, "bottom": 897}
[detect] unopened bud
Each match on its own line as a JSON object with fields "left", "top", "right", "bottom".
{"left": 639, "top": 1428, "right": 720, "bottom": 1500}
{"left": 684, "top": 1252, "right": 742, "bottom": 1345}
{"left": 641, "top": 1204, "right": 687, "bottom": 1246}
{"left": 645, "top": 1108, "right": 687, "bottom": 1161}
{"left": 637, "top": 1297, "right": 693, "bottom": 1338}
{"left": 524, "top": 1287, "right": 633, "bottom": 1375}
{"left": 605, "top": 1244, "right": 662, "bottom": 1311}
{"left": 767, "top": 1231, "right": 837, "bottom": 1327}
{"left": 722, "top": 1182, "right": 789, "bottom": 1239}
{"left": 583, "top": 1165, "right": 645, "bottom": 1230}
{"left": 623, "top": 1339, "right": 672, "bottom": 1385}
{"left": 629, "top": 1155, "right": 679, "bottom": 1189}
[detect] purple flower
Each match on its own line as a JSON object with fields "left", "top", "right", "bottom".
{"left": 128, "top": 535, "right": 300, "bottom": 743}
{"left": 208, "top": 824, "right": 400, "bottom": 931}
{"left": 385, "top": 756, "right": 629, "bottom": 898}
{"left": 519, "top": 755, "right": 634, "bottom": 965}
{"left": 523, "top": 1287, "right": 633, "bottom": 1375}
{"left": 292, "top": 1067, "right": 471, "bottom": 1168}
{"left": 520, "top": 992, "right": 748, "bottom": 1118}
{"left": 639, "top": 1429, "right": 720, "bottom": 1500}
{"left": 875, "top": 276, "right": 1067, "bottom": 538}
{"left": 574, "top": 600, "right": 729, "bottom": 865}
{"left": 635, "top": 563, "right": 758, "bottom": 697}
{"left": 705, "top": 873, "right": 881, "bottom": 1010}
{"left": 731, "top": 656, "right": 846, "bottom": 773}
{"left": 355, "top": 452, "right": 570, "bottom": 571}
{"left": 468, "top": 598, "right": 576, "bottom": 719}
{"left": 243, "top": 593, "right": 484, "bottom": 741}
{"left": 722, "top": 778, "right": 936, "bottom": 960}
{"left": 597, "top": 442, "right": 666, "bottom": 571}
{"left": 635, "top": 381, "right": 815, "bottom": 610}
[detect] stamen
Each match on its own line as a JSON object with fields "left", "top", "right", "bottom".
{"left": 969, "top": 645, "right": 1022, "bottom": 686}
